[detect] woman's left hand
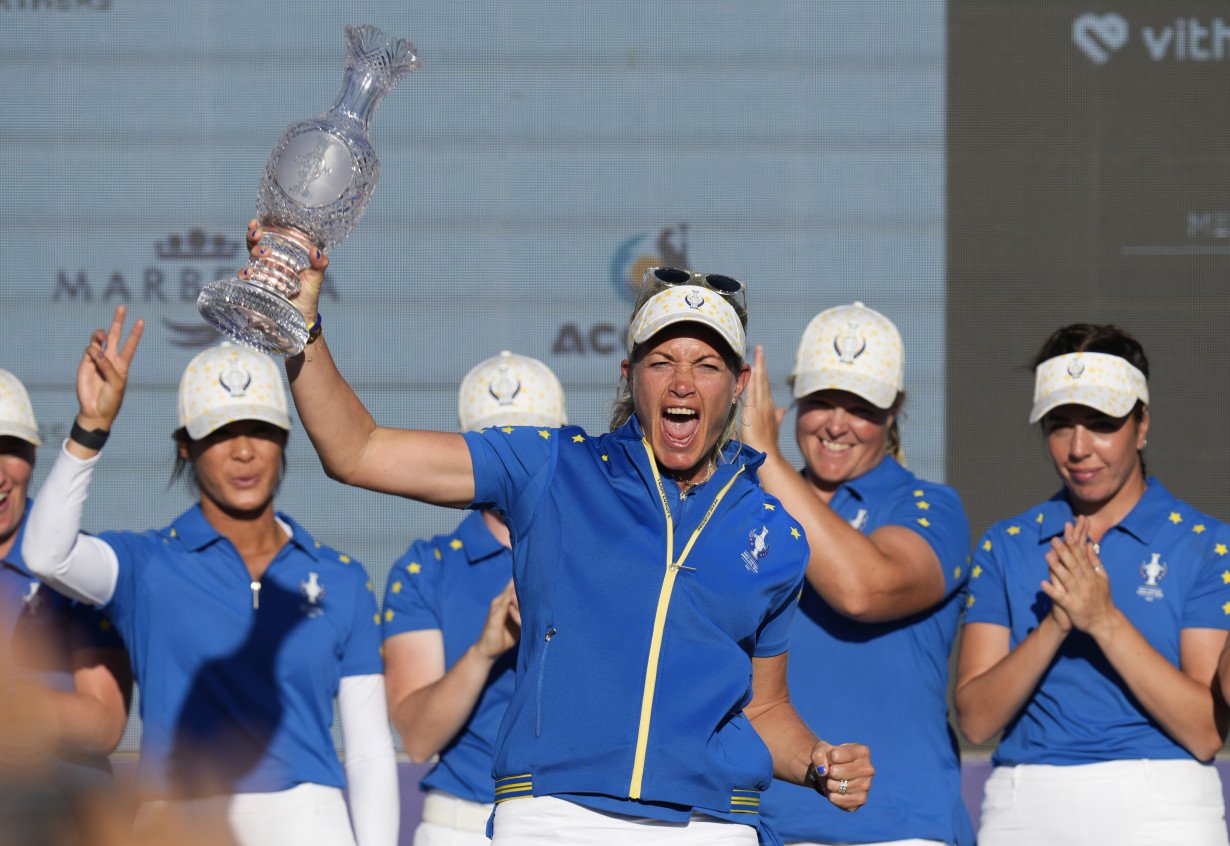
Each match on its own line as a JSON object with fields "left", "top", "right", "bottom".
{"left": 1042, "top": 516, "right": 1115, "bottom": 636}
{"left": 808, "top": 740, "right": 873, "bottom": 812}
{"left": 740, "top": 344, "right": 786, "bottom": 455}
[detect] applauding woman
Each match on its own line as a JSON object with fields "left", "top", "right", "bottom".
{"left": 22, "top": 312, "right": 397, "bottom": 846}
{"left": 957, "top": 323, "right": 1230, "bottom": 846}
{"left": 743, "top": 302, "right": 972, "bottom": 846}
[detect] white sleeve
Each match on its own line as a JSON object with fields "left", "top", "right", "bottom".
{"left": 339, "top": 674, "right": 399, "bottom": 846}
{"left": 21, "top": 442, "right": 119, "bottom": 606}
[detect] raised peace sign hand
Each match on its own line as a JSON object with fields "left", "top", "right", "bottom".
{"left": 75, "top": 305, "right": 144, "bottom": 437}
{"left": 740, "top": 344, "right": 787, "bottom": 456}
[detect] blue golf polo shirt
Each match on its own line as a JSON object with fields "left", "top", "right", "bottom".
{"left": 759, "top": 456, "right": 974, "bottom": 846}
{"left": 965, "top": 479, "right": 1230, "bottom": 765}
{"left": 382, "top": 509, "right": 514, "bottom": 803}
{"left": 465, "top": 417, "right": 809, "bottom": 843}
{"left": 98, "top": 505, "right": 383, "bottom": 796}
{"left": 1, "top": 503, "right": 124, "bottom": 780}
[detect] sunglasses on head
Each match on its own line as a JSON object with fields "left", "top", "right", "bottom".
{"left": 642, "top": 266, "right": 747, "bottom": 310}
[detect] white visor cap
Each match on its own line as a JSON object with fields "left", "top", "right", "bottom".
{"left": 626, "top": 285, "right": 745, "bottom": 359}
{"left": 177, "top": 343, "right": 291, "bottom": 440}
{"left": 791, "top": 302, "right": 904, "bottom": 409}
{"left": 459, "top": 351, "right": 567, "bottom": 432}
{"left": 0, "top": 369, "right": 41, "bottom": 446}
{"left": 1029, "top": 352, "right": 1149, "bottom": 424}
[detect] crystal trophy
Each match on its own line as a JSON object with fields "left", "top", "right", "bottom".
{"left": 198, "top": 24, "right": 420, "bottom": 355}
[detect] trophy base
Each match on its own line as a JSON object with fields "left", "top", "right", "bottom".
{"left": 197, "top": 279, "right": 309, "bottom": 356}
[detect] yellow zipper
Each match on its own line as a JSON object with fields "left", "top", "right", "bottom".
{"left": 628, "top": 438, "right": 744, "bottom": 799}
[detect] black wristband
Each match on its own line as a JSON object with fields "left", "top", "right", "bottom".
{"left": 69, "top": 420, "right": 110, "bottom": 451}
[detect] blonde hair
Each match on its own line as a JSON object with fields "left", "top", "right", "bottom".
{"left": 610, "top": 273, "right": 749, "bottom": 467}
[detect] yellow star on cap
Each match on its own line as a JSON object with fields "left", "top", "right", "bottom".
{"left": 391, "top": 581, "right": 403, "bottom": 593}
{"left": 1222, "top": 571, "right": 1230, "bottom": 585}
{"left": 449, "top": 539, "right": 464, "bottom": 551}
{"left": 982, "top": 539, "right": 992, "bottom": 552}
{"left": 501, "top": 427, "right": 515, "bottom": 434}
{"left": 1007, "top": 526, "right": 1020, "bottom": 536}
{"left": 538, "top": 430, "right": 550, "bottom": 440}
{"left": 338, "top": 554, "right": 351, "bottom": 564}
{"left": 918, "top": 517, "right": 931, "bottom": 528}
{"left": 408, "top": 562, "right": 422, "bottom": 574}
{"left": 763, "top": 503, "right": 776, "bottom": 511}
{"left": 790, "top": 527, "right": 801, "bottom": 539}
{"left": 572, "top": 434, "right": 585, "bottom": 443}
{"left": 1217, "top": 544, "right": 1229, "bottom": 557}
{"left": 1194, "top": 524, "right": 1207, "bottom": 534}
{"left": 972, "top": 564, "right": 983, "bottom": 579}
{"left": 1169, "top": 512, "right": 1182, "bottom": 524}
{"left": 916, "top": 501, "right": 930, "bottom": 510}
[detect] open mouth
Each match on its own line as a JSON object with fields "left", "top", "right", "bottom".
{"left": 661, "top": 407, "right": 701, "bottom": 448}
{"left": 821, "top": 440, "right": 853, "bottom": 453}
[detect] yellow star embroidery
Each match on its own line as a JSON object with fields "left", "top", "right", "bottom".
{"left": 601, "top": 455, "right": 609, "bottom": 462}
{"left": 966, "top": 595, "right": 976, "bottom": 608}
{"left": 434, "top": 549, "right": 442, "bottom": 561}
{"left": 385, "top": 609, "right": 394, "bottom": 622}
{"left": 1222, "top": 571, "right": 1230, "bottom": 585}
{"left": 365, "top": 581, "right": 373, "bottom": 592}
{"left": 449, "top": 539, "right": 464, "bottom": 551}
{"left": 392, "top": 581, "right": 403, "bottom": 593}
{"left": 338, "top": 554, "right": 351, "bottom": 564}
{"left": 1035, "top": 513, "right": 1044, "bottom": 523}
{"left": 501, "top": 427, "right": 515, "bottom": 434}
{"left": 1194, "top": 524, "right": 1207, "bottom": 534}
{"left": 572, "top": 434, "right": 585, "bottom": 443}
{"left": 913, "top": 490, "right": 924, "bottom": 497}
{"left": 1223, "top": 601, "right": 1230, "bottom": 616}
{"left": 1169, "top": 512, "right": 1182, "bottom": 524}
{"left": 1217, "top": 544, "right": 1229, "bottom": 557}
{"left": 314, "top": 541, "right": 322, "bottom": 549}
{"left": 1006, "top": 526, "right": 1020, "bottom": 536}
{"left": 373, "top": 613, "right": 380, "bottom": 625}
{"left": 763, "top": 503, "right": 776, "bottom": 511}
{"left": 408, "top": 562, "right": 422, "bottom": 574}
{"left": 982, "top": 539, "right": 992, "bottom": 552}
{"left": 954, "top": 566, "right": 962, "bottom": 580}
{"left": 538, "top": 430, "right": 550, "bottom": 440}
{"left": 972, "top": 565, "right": 983, "bottom": 579}
{"left": 790, "top": 527, "right": 801, "bottom": 539}
{"left": 170, "top": 528, "right": 178, "bottom": 538}
{"left": 916, "top": 501, "right": 930, "bottom": 510}
{"left": 917, "top": 517, "right": 931, "bottom": 528}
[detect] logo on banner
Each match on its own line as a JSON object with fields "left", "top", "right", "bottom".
{"left": 52, "top": 227, "right": 339, "bottom": 348}
{"left": 1074, "top": 12, "right": 1230, "bottom": 63}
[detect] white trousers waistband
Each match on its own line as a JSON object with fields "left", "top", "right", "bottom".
{"left": 136, "top": 783, "right": 357, "bottom": 846}
{"left": 418, "top": 790, "right": 493, "bottom": 834}
{"left": 492, "top": 795, "right": 757, "bottom": 845}
{"left": 979, "top": 759, "right": 1228, "bottom": 846}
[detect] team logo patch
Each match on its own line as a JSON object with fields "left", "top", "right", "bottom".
{"left": 834, "top": 321, "right": 867, "bottom": 364}
{"left": 742, "top": 526, "right": 770, "bottom": 573}
{"left": 22, "top": 583, "right": 43, "bottom": 615}
{"left": 488, "top": 362, "right": 521, "bottom": 406}
{"left": 1067, "top": 358, "right": 1086, "bottom": 379}
{"left": 219, "top": 366, "right": 253, "bottom": 397}
{"left": 684, "top": 290, "right": 705, "bottom": 310}
{"left": 849, "top": 508, "right": 869, "bottom": 532}
{"left": 300, "top": 571, "right": 326, "bottom": 617}
{"left": 1136, "top": 553, "right": 1167, "bottom": 602}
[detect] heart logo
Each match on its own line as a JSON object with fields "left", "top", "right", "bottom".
{"left": 1072, "top": 13, "right": 1129, "bottom": 65}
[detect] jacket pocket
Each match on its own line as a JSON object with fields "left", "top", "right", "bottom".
{"left": 535, "top": 626, "right": 557, "bottom": 738}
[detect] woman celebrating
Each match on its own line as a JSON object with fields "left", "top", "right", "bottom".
{"left": 261, "top": 231, "right": 873, "bottom": 845}
{"left": 742, "top": 302, "right": 973, "bottom": 846}
{"left": 957, "top": 323, "right": 1230, "bottom": 845}
{"left": 383, "top": 350, "right": 566, "bottom": 846}
{"left": 22, "top": 314, "right": 398, "bottom": 846}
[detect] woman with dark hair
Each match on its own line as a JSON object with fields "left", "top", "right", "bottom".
{"left": 257, "top": 222, "right": 874, "bottom": 845}
{"left": 957, "top": 323, "right": 1230, "bottom": 845}
{"left": 742, "top": 302, "right": 973, "bottom": 846}
{"left": 22, "top": 317, "right": 398, "bottom": 846}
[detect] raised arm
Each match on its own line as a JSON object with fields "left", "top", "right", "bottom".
{"left": 745, "top": 652, "right": 872, "bottom": 812}
{"left": 248, "top": 223, "right": 474, "bottom": 507}
{"left": 741, "top": 346, "right": 946, "bottom": 622}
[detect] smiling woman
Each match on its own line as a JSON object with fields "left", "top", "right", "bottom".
{"left": 266, "top": 222, "right": 875, "bottom": 846}
{"left": 957, "top": 323, "right": 1230, "bottom": 846}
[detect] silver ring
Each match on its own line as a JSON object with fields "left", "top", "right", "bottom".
{"left": 837, "top": 778, "right": 849, "bottom": 795}
{"left": 1093, "top": 565, "right": 1104, "bottom": 574}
